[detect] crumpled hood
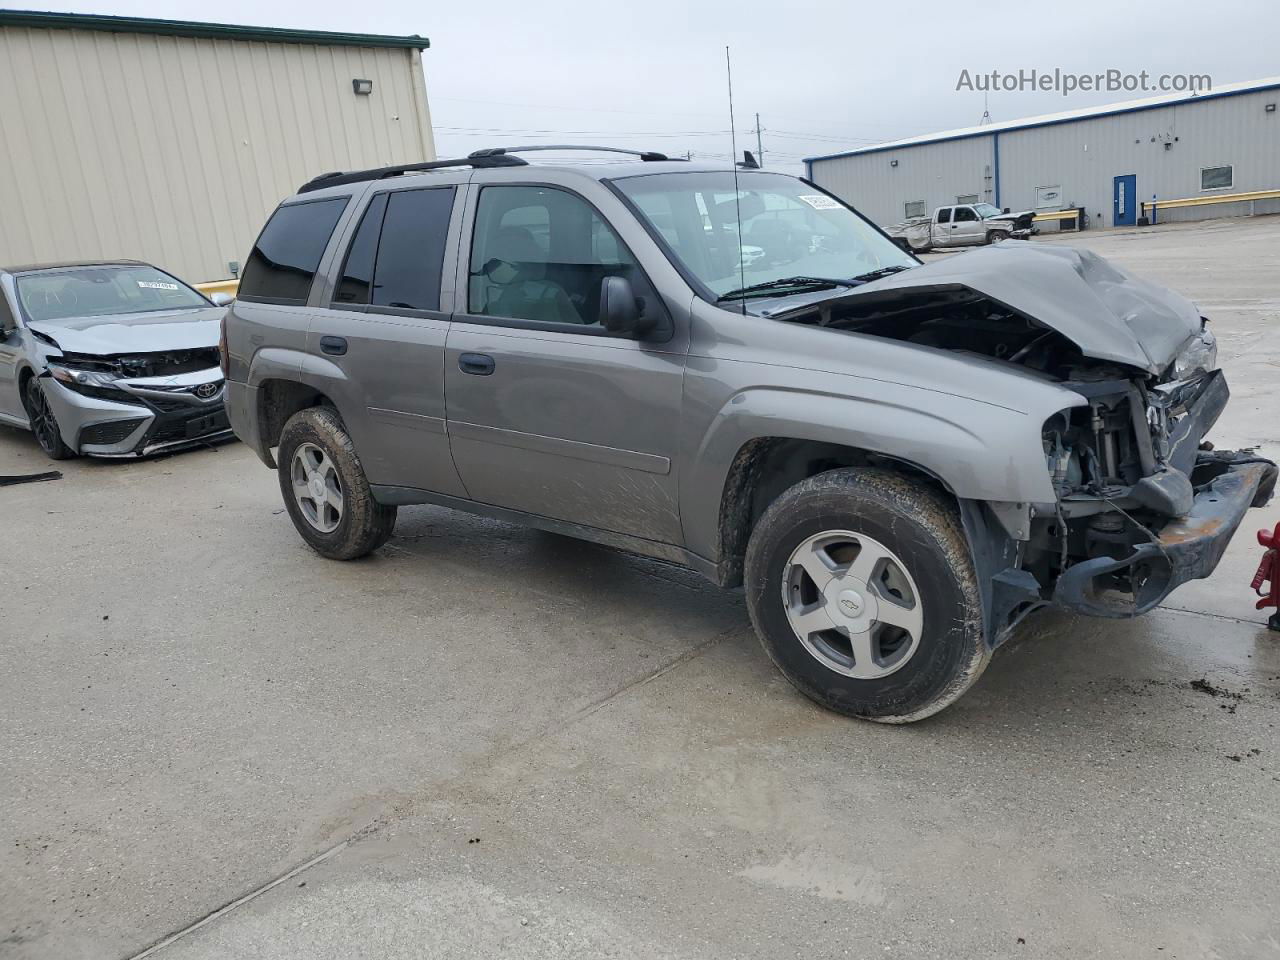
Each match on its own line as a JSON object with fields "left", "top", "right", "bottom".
{"left": 27, "top": 306, "right": 223, "bottom": 355}
{"left": 986, "top": 209, "right": 1033, "bottom": 223}
{"left": 802, "top": 242, "right": 1201, "bottom": 374}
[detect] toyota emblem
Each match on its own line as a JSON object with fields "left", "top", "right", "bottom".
{"left": 194, "top": 381, "right": 220, "bottom": 400}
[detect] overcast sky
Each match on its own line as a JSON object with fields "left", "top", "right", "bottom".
{"left": 25, "top": 0, "right": 1280, "bottom": 174}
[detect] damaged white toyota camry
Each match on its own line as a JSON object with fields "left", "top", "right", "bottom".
{"left": 0, "top": 260, "right": 234, "bottom": 459}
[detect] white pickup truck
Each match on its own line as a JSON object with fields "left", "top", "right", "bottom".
{"left": 887, "top": 203, "right": 1035, "bottom": 253}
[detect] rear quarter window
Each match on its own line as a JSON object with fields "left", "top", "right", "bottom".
{"left": 238, "top": 197, "right": 348, "bottom": 304}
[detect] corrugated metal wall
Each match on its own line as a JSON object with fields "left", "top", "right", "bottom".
{"left": 998, "top": 90, "right": 1280, "bottom": 226}
{"left": 810, "top": 135, "right": 995, "bottom": 227}
{"left": 811, "top": 88, "right": 1280, "bottom": 229}
{"left": 0, "top": 25, "right": 435, "bottom": 282}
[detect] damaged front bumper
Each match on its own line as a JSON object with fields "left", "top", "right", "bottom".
{"left": 40, "top": 369, "right": 234, "bottom": 457}
{"left": 1052, "top": 453, "right": 1278, "bottom": 617}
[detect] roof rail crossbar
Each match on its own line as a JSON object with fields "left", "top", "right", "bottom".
{"left": 468, "top": 145, "right": 679, "bottom": 162}
{"left": 296, "top": 153, "right": 528, "bottom": 194}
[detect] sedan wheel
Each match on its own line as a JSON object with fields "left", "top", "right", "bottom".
{"left": 25, "top": 378, "right": 75, "bottom": 460}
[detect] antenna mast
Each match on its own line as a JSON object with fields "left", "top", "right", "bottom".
{"left": 726, "top": 46, "right": 746, "bottom": 314}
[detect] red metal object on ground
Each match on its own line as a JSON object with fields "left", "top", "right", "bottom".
{"left": 1254, "top": 523, "right": 1280, "bottom": 631}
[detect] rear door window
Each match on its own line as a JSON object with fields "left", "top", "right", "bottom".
{"left": 238, "top": 198, "right": 348, "bottom": 304}
{"left": 332, "top": 188, "right": 454, "bottom": 312}
{"left": 333, "top": 194, "right": 388, "bottom": 305}
{"left": 370, "top": 188, "right": 455, "bottom": 311}
{"left": 936, "top": 207, "right": 952, "bottom": 223}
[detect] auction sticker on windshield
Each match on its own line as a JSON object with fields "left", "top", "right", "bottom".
{"left": 797, "top": 195, "right": 842, "bottom": 210}
{"left": 138, "top": 280, "right": 179, "bottom": 290}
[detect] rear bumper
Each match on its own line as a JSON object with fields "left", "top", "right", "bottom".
{"left": 1052, "top": 455, "right": 1278, "bottom": 617}
{"left": 224, "top": 380, "right": 273, "bottom": 467}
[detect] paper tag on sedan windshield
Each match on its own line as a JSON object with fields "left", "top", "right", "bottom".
{"left": 797, "top": 194, "right": 841, "bottom": 210}
{"left": 138, "top": 280, "right": 179, "bottom": 290}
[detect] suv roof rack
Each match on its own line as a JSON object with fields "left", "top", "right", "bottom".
{"left": 468, "top": 145, "right": 680, "bottom": 162}
{"left": 296, "top": 153, "right": 528, "bottom": 194}
{"left": 296, "top": 144, "right": 684, "bottom": 194}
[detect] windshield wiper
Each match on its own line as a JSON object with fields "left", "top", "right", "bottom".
{"left": 716, "top": 276, "right": 856, "bottom": 302}
{"left": 848, "top": 265, "right": 913, "bottom": 283}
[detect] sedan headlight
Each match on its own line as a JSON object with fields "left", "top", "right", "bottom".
{"left": 47, "top": 361, "right": 145, "bottom": 406}
{"left": 49, "top": 362, "right": 121, "bottom": 390}
{"left": 1173, "top": 326, "right": 1217, "bottom": 380}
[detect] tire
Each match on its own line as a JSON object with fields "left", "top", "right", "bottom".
{"left": 277, "top": 406, "right": 396, "bottom": 560}
{"left": 744, "top": 468, "right": 989, "bottom": 723}
{"left": 25, "top": 377, "right": 76, "bottom": 460}
{"left": 986, "top": 230, "right": 1010, "bottom": 245}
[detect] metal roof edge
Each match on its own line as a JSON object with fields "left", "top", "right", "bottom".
{"left": 0, "top": 9, "right": 428, "bottom": 49}
{"left": 806, "top": 79, "right": 1280, "bottom": 165}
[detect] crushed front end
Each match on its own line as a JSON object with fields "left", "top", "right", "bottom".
{"left": 1021, "top": 352, "right": 1275, "bottom": 621}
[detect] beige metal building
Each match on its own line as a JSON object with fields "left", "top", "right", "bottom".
{"left": 0, "top": 10, "right": 435, "bottom": 283}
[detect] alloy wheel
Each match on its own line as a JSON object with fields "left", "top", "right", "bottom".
{"left": 781, "top": 530, "right": 925, "bottom": 680}
{"left": 290, "top": 442, "right": 344, "bottom": 533}
{"left": 27, "top": 380, "right": 60, "bottom": 455}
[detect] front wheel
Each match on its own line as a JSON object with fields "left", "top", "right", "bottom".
{"left": 277, "top": 406, "right": 396, "bottom": 560}
{"left": 25, "top": 377, "right": 75, "bottom": 460}
{"left": 986, "top": 230, "right": 1010, "bottom": 245}
{"left": 744, "top": 469, "right": 989, "bottom": 723}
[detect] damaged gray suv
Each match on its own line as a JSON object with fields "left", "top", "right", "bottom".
{"left": 222, "top": 146, "right": 1277, "bottom": 723}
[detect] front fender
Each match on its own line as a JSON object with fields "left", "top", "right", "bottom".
{"left": 681, "top": 373, "right": 1083, "bottom": 563}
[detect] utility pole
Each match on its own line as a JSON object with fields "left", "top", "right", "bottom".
{"left": 753, "top": 112, "right": 765, "bottom": 168}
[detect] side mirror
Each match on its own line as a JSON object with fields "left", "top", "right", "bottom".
{"left": 599, "top": 276, "right": 654, "bottom": 338}
{"left": 210, "top": 292, "right": 234, "bottom": 307}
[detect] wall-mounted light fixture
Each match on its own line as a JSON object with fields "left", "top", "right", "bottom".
{"left": 352, "top": 78, "right": 373, "bottom": 96}
{"left": 889, "top": 159, "right": 899, "bottom": 167}
{"left": 1267, "top": 103, "right": 1277, "bottom": 113}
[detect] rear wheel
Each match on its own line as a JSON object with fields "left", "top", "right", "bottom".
{"left": 277, "top": 406, "right": 396, "bottom": 560}
{"left": 25, "top": 377, "right": 75, "bottom": 460}
{"left": 744, "top": 469, "right": 989, "bottom": 723}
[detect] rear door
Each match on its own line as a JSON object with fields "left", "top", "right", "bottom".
{"left": 305, "top": 178, "right": 468, "bottom": 496}
{"left": 443, "top": 176, "right": 688, "bottom": 544}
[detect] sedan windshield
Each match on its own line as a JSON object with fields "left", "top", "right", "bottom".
{"left": 613, "top": 171, "right": 914, "bottom": 299}
{"left": 16, "top": 264, "right": 208, "bottom": 323}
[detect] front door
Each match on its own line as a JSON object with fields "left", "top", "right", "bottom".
{"left": 950, "top": 205, "right": 985, "bottom": 244}
{"left": 0, "top": 287, "right": 24, "bottom": 420}
{"left": 444, "top": 182, "right": 686, "bottom": 544}
{"left": 1113, "top": 174, "right": 1137, "bottom": 226}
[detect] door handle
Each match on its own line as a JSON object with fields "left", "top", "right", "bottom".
{"left": 458, "top": 353, "right": 495, "bottom": 376}
{"left": 319, "top": 336, "right": 347, "bottom": 356}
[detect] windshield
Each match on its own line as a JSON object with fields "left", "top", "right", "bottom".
{"left": 973, "top": 203, "right": 1004, "bottom": 218}
{"left": 613, "top": 171, "right": 914, "bottom": 299}
{"left": 16, "top": 264, "right": 208, "bottom": 323}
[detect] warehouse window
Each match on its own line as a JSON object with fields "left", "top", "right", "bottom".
{"left": 904, "top": 200, "right": 927, "bottom": 218}
{"left": 956, "top": 194, "right": 979, "bottom": 205}
{"left": 239, "top": 198, "right": 348, "bottom": 304}
{"left": 1200, "top": 165, "right": 1233, "bottom": 191}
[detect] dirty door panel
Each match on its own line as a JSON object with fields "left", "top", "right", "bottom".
{"left": 445, "top": 324, "right": 686, "bottom": 543}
